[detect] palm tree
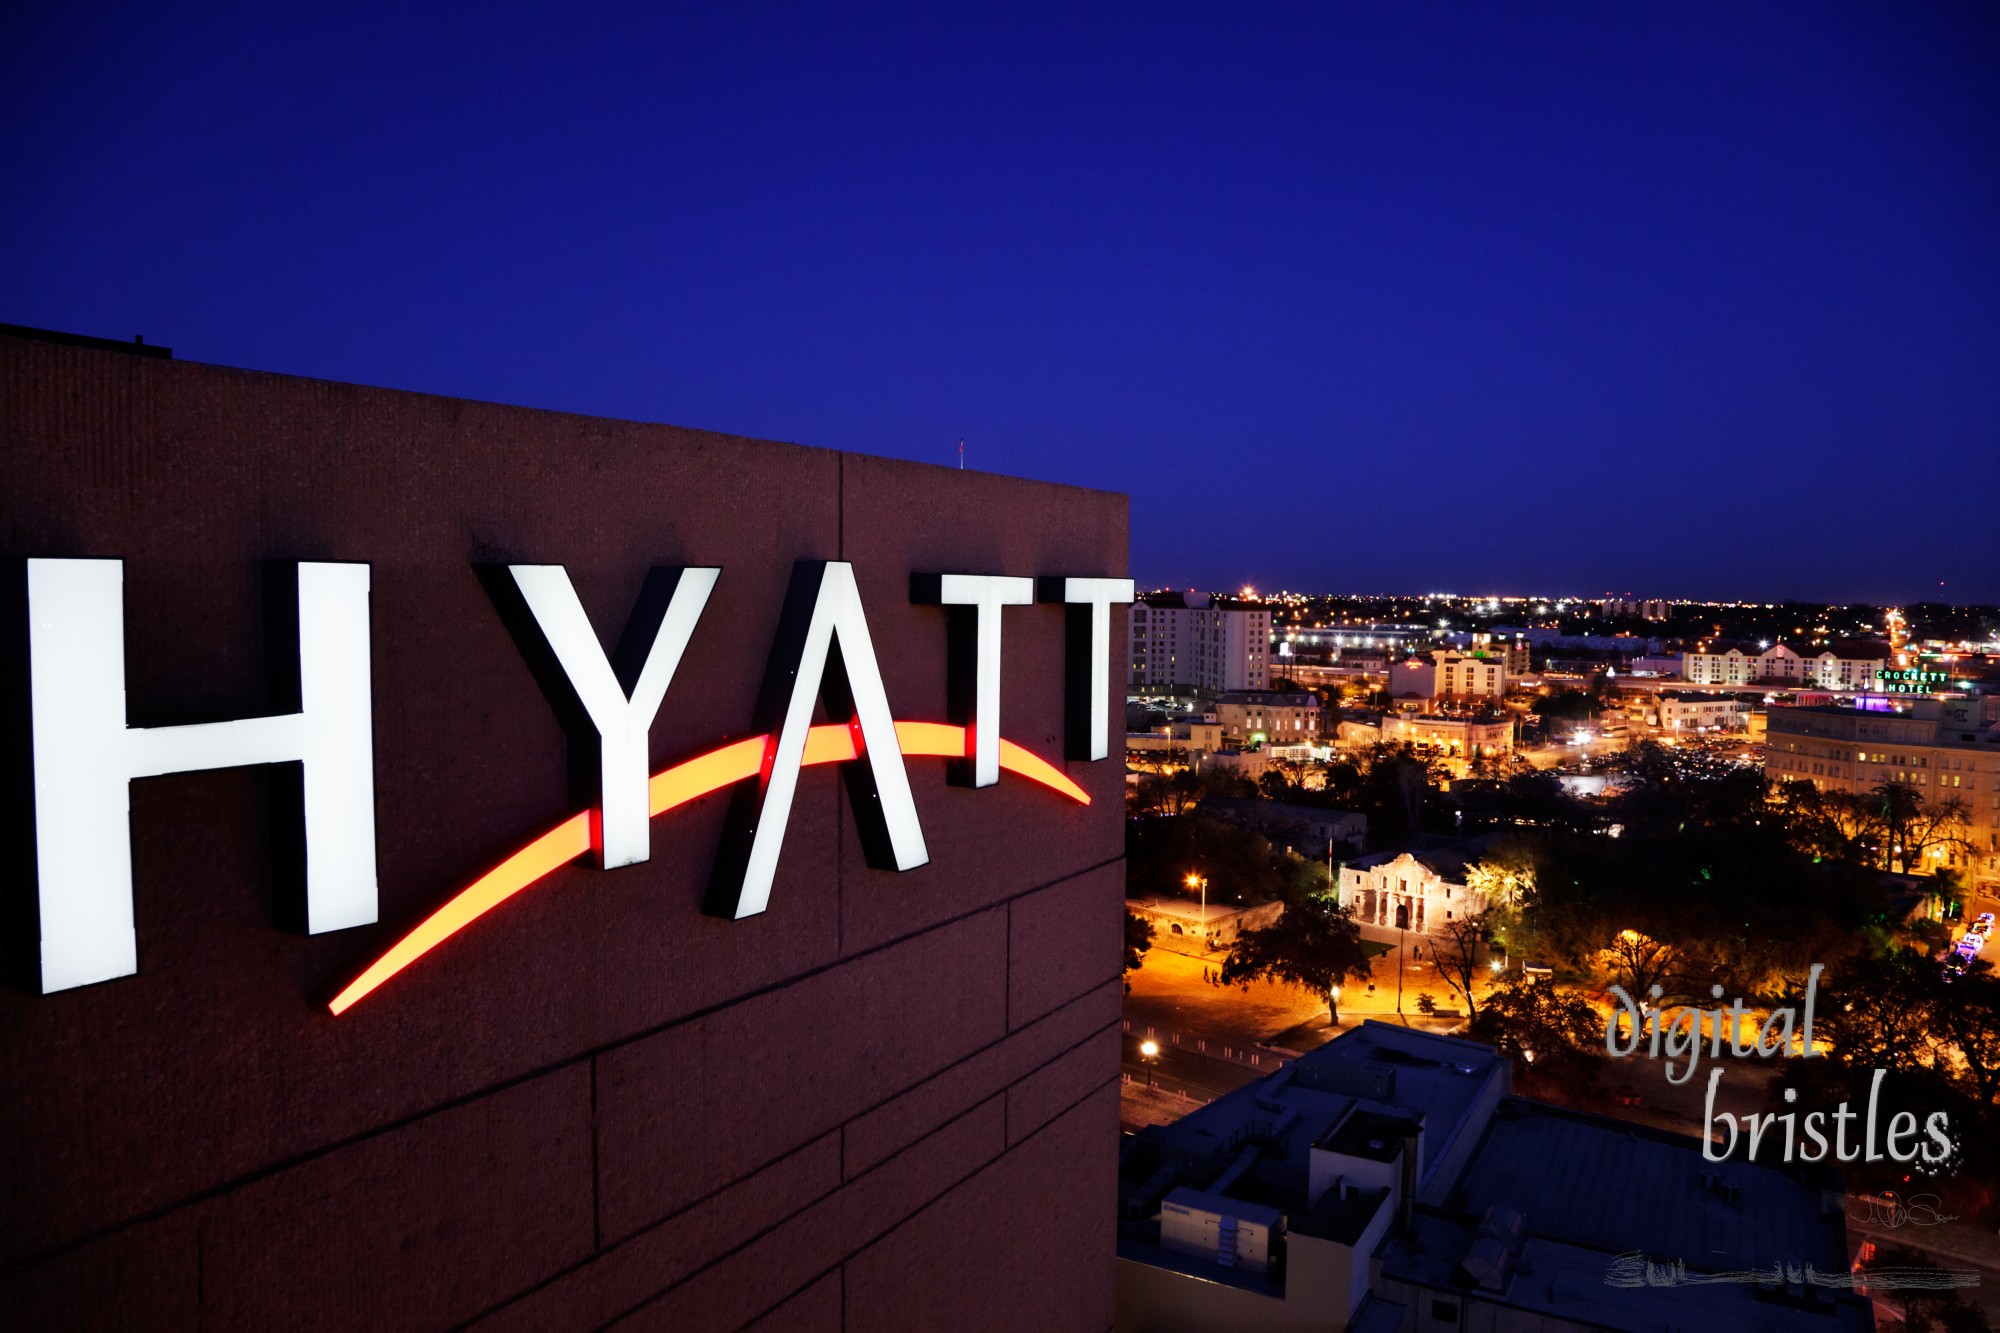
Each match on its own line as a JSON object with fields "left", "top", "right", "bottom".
{"left": 1868, "top": 782, "right": 1923, "bottom": 873}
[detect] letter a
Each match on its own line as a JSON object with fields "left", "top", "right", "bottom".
{"left": 707, "top": 561, "right": 927, "bottom": 918}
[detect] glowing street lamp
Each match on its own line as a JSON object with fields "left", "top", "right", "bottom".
{"left": 1139, "top": 1038, "right": 1160, "bottom": 1089}
{"left": 1185, "top": 872, "right": 1208, "bottom": 942}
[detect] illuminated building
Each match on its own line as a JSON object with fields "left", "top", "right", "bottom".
{"left": 1655, "top": 692, "right": 1752, "bottom": 734}
{"left": 1129, "top": 592, "right": 1272, "bottom": 693}
{"left": 1376, "top": 712, "right": 1514, "bottom": 757}
{"left": 1117, "top": 1024, "right": 1866, "bottom": 1332}
{"left": 1389, "top": 650, "right": 1507, "bottom": 708}
{"left": 0, "top": 326, "right": 1127, "bottom": 1330}
{"left": 1766, "top": 695, "right": 2000, "bottom": 896}
{"left": 1683, "top": 640, "right": 1890, "bottom": 690}
{"left": 1339, "top": 846, "right": 1491, "bottom": 932}
{"left": 1599, "top": 597, "right": 1670, "bottom": 620}
{"left": 1215, "top": 690, "right": 1321, "bottom": 744}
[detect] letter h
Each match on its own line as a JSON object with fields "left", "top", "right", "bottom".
{"left": 8, "top": 559, "right": 377, "bottom": 993}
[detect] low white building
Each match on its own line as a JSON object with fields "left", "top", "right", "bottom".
{"left": 1202, "top": 748, "right": 1273, "bottom": 781}
{"left": 1656, "top": 692, "right": 1752, "bottom": 734}
{"left": 1379, "top": 712, "right": 1513, "bottom": 757}
{"left": 1126, "top": 719, "right": 1226, "bottom": 766}
{"left": 1340, "top": 846, "right": 1496, "bottom": 934}
{"left": 1127, "top": 895, "right": 1282, "bottom": 948}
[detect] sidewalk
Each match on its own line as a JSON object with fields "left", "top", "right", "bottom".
{"left": 1120, "top": 1080, "right": 1213, "bottom": 1131}
{"left": 1120, "top": 1017, "right": 1299, "bottom": 1071}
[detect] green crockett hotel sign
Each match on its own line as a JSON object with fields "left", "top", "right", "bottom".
{"left": 1876, "top": 668, "right": 1947, "bottom": 694}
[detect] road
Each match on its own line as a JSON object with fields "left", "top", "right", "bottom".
{"left": 1121, "top": 1030, "right": 1264, "bottom": 1105}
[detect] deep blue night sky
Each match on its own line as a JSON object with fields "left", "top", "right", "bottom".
{"left": 5, "top": 4, "right": 1996, "bottom": 603}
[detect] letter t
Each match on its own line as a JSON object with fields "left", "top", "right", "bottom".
{"left": 912, "top": 573, "right": 1034, "bottom": 787}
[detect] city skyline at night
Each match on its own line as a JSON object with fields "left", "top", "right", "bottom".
{"left": 4, "top": 4, "right": 1996, "bottom": 603}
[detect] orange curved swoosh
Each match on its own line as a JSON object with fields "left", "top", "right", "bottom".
{"left": 328, "top": 721, "right": 1086, "bottom": 1015}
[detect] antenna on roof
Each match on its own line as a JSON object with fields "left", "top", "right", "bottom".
{"left": 958, "top": 437, "right": 964, "bottom": 470}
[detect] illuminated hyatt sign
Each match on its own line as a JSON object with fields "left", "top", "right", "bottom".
{"left": 13, "top": 556, "right": 1131, "bottom": 1007}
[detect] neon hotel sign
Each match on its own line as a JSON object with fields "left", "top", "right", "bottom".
{"left": 15, "top": 558, "right": 1132, "bottom": 1012}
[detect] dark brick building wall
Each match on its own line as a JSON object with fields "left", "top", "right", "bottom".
{"left": 0, "top": 332, "right": 1126, "bottom": 1330}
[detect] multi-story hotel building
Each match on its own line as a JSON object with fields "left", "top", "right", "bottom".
{"left": 1683, "top": 640, "right": 1890, "bottom": 690}
{"left": 1388, "top": 649, "right": 1506, "bottom": 707}
{"left": 1129, "top": 593, "right": 1272, "bottom": 693}
{"left": 1, "top": 328, "right": 1128, "bottom": 1330}
{"left": 1765, "top": 695, "right": 2000, "bottom": 895}
{"left": 1215, "top": 690, "right": 1321, "bottom": 744}
{"left": 1468, "top": 631, "right": 1531, "bottom": 676}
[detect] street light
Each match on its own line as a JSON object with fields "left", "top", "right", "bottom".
{"left": 1139, "top": 1039, "right": 1160, "bottom": 1089}
{"left": 1185, "top": 873, "right": 1208, "bottom": 945}
{"left": 1397, "top": 921, "right": 1406, "bottom": 1014}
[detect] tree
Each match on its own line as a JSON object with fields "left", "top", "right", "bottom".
{"left": 1870, "top": 781, "right": 1923, "bottom": 870}
{"left": 1532, "top": 690, "right": 1592, "bottom": 723}
{"left": 1464, "top": 843, "right": 1536, "bottom": 912}
{"left": 1129, "top": 771, "right": 1203, "bottom": 819}
{"left": 1369, "top": 750, "right": 1433, "bottom": 843}
{"left": 1467, "top": 977, "right": 1602, "bottom": 1085}
{"left": 1124, "top": 911, "right": 1155, "bottom": 976}
{"left": 1773, "top": 779, "right": 1872, "bottom": 863}
{"left": 1863, "top": 783, "right": 1974, "bottom": 873}
{"left": 1220, "top": 880, "right": 1375, "bottom": 1024}
{"left": 1424, "top": 911, "right": 1492, "bottom": 1020}
{"left": 1936, "top": 966, "right": 2000, "bottom": 1107}
{"left": 1257, "top": 768, "right": 1296, "bottom": 802}
{"left": 1900, "top": 795, "right": 1975, "bottom": 874}
{"left": 1600, "top": 928, "right": 1689, "bottom": 1002}
{"left": 1126, "top": 813, "right": 1287, "bottom": 905}
{"left": 1924, "top": 868, "right": 1968, "bottom": 924}
{"left": 1813, "top": 948, "right": 1951, "bottom": 1077}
